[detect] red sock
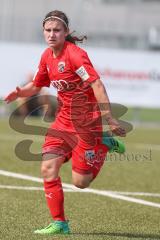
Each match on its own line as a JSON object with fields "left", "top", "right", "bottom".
{"left": 44, "top": 176, "right": 65, "bottom": 221}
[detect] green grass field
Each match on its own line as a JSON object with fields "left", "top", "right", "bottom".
{"left": 0, "top": 116, "right": 160, "bottom": 240}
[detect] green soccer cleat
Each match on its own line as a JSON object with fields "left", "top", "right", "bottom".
{"left": 102, "top": 133, "right": 125, "bottom": 153}
{"left": 34, "top": 220, "right": 70, "bottom": 235}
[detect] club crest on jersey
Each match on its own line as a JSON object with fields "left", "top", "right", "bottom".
{"left": 58, "top": 61, "right": 65, "bottom": 73}
{"left": 85, "top": 150, "right": 95, "bottom": 160}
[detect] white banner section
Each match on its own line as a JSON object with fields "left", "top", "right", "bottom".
{"left": 87, "top": 47, "right": 160, "bottom": 108}
{"left": 1, "top": 42, "right": 160, "bottom": 108}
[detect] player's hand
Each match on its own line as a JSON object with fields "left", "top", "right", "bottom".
{"left": 107, "top": 117, "right": 126, "bottom": 137}
{"left": 4, "top": 86, "right": 21, "bottom": 104}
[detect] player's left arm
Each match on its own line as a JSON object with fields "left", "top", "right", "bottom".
{"left": 91, "top": 78, "right": 126, "bottom": 137}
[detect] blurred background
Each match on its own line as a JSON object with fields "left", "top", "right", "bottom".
{"left": 0, "top": 0, "right": 160, "bottom": 124}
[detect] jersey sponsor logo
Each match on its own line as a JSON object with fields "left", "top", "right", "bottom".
{"left": 51, "top": 79, "right": 69, "bottom": 91}
{"left": 58, "top": 61, "right": 65, "bottom": 73}
{"left": 75, "top": 66, "right": 89, "bottom": 81}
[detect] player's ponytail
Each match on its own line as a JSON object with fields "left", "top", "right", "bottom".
{"left": 65, "top": 31, "right": 87, "bottom": 44}
{"left": 43, "top": 10, "right": 87, "bottom": 45}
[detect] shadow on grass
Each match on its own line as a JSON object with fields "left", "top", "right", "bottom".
{"left": 71, "top": 232, "right": 160, "bottom": 239}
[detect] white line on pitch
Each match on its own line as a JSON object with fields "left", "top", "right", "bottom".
{"left": 0, "top": 185, "right": 44, "bottom": 191}
{"left": 0, "top": 185, "right": 79, "bottom": 192}
{"left": 0, "top": 169, "right": 160, "bottom": 208}
{"left": 0, "top": 185, "right": 160, "bottom": 197}
{"left": 109, "top": 191, "right": 160, "bottom": 198}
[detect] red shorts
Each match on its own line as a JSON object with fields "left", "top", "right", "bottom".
{"left": 42, "top": 125, "right": 108, "bottom": 179}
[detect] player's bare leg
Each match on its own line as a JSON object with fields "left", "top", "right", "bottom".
{"left": 72, "top": 171, "right": 93, "bottom": 189}
{"left": 34, "top": 154, "right": 70, "bottom": 235}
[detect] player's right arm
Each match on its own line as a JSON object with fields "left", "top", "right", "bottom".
{"left": 5, "top": 49, "right": 50, "bottom": 104}
{"left": 4, "top": 82, "right": 41, "bottom": 104}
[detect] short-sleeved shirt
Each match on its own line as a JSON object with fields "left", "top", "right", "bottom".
{"left": 33, "top": 41, "right": 108, "bottom": 177}
{"left": 33, "top": 41, "right": 101, "bottom": 133}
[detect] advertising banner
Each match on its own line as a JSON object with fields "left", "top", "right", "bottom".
{"left": 1, "top": 42, "right": 160, "bottom": 108}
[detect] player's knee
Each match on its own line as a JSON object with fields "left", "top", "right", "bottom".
{"left": 41, "top": 164, "right": 58, "bottom": 180}
{"left": 73, "top": 179, "right": 90, "bottom": 189}
{"left": 41, "top": 165, "right": 50, "bottom": 178}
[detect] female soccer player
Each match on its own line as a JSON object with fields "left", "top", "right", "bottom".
{"left": 5, "top": 10, "right": 126, "bottom": 235}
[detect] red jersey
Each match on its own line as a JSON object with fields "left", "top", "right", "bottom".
{"left": 33, "top": 41, "right": 101, "bottom": 133}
